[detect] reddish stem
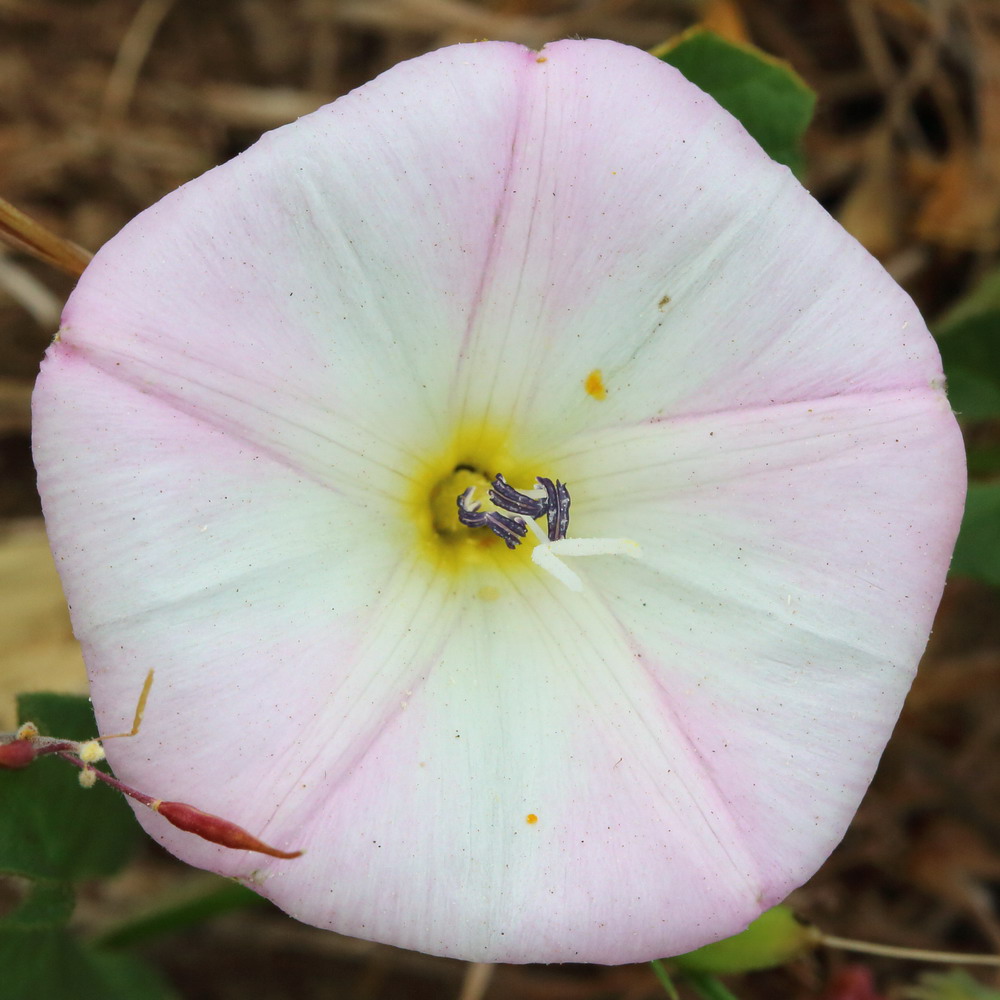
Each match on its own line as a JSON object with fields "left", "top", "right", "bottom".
{"left": 56, "top": 750, "right": 156, "bottom": 806}
{"left": 56, "top": 751, "right": 302, "bottom": 859}
{"left": 0, "top": 738, "right": 78, "bottom": 769}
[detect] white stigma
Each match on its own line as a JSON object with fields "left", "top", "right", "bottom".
{"left": 519, "top": 508, "right": 641, "bottom": 592}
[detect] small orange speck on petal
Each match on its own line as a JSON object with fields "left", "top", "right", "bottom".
{"left": 526, "top": 813, "right": 538, "bottom": 825}
{"left": 536, "top": 56, "right": 547, "bottom": 63}
{"left": 584, "top": 369, "right": 607, "bottom": 400}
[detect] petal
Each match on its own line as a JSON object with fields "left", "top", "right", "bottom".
{"left": 37, "top": 346, "right": 767, "bottom": 963}
{"left": 449, "top": 40, "right": 944, "bottom": 453}
{"left": 553, "top": 387, "right": 964, "bottom": 890}
{"left": 52, "top": 42, "right": 538, "bottom": 483}
{"left": 32, "top": 36, "right": 965, "bottom": 966}
{"left": 255, "top": 576, "right": 777, "bottom": 964}
{"left": 32, "top": 351, "right": 449, "bottom": 857}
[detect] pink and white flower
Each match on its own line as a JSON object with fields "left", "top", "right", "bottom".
{"left": 32, "top": 39, "right": 965, "bottom": 963}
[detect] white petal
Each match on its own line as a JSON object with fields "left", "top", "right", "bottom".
{"left": 31, "top": 38, "right": 965, "bottom": 966}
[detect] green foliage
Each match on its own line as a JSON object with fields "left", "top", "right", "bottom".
{"left": 933, "top": 268, "right": 1000, "bottom": 587}
{"left": 935, "top": 312, "right": 1000, "bottom": 422}
{"left": 0, "top": 879, "right": 75, "bottom": 931}
{"left": 0, "top": 694, "right": 180, "bottom": 998}
{"left": 651, "top": 959, "right": 681, "bottom": 999}
{"left": 656, "top": 28, "right": 816, "bottom": 174}
{"left": 935, "top": 267, "right": 1000, "bottom": 422}
{"left": 951, "top": 483, "right": 1000, "bottom": 587}
{"left": 0, "top": 926, "right": 177, "bottom": 1000}
{"left": 904, "top": 970, "right": 1000, "bottom": 1000}
{"left": 669, "top": 905, "right": 817, "bottom": 975}
{"left": 651, "top": 960, "right": 743, "bottom": 1000}
{"left": 682, "top": 973, "right": 743, "bottom": 1000}
{"left": 0, "top": 693, "right": 142, "bottom": 881}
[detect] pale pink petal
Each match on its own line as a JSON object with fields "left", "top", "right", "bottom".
{"left": 53, "top": 43, "right": 537, "bottom": 480}
{"left": 451, "top": 40, "right": 944, "bottom": 451}
{"left": 32, "top": 353, "right": 444, "bottom": 853}
{"left": 550, "top": 388, "right": 964, "bottom": 891}
{"left": 32, "top": 37, "right": 965, "bottom": 966}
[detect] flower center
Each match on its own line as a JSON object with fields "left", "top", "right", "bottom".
{"left": 456, "top": 473, "right": 570, "bottom": 548}
{"left": 413, "top": 432, "right": 640, "bottom": 591}
{"left": 450, "top": 470, "right": 640, "bottom": 592}
{"left": 429, "top": 465, "right": 492, "bottom": 540}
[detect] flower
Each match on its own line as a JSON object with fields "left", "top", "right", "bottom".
{"left": 31, "top": 39, "right": 965, "bottom": 964}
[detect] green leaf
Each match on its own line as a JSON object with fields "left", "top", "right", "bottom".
{"left": 967, "top": 446, "right": 1000, "bottom": 478}
{"left": 669, "top": 905, "right": 817, "bottom": 975}
{"left": 16, "top": 691, "right": 104, "bottom": 743}
{"left": 932, "top": 265, "right": 1000, "bottom": 421}
{"left": 0, "top": 878, "right": 75, "bottom": 930}
{"left": 905, "top": 969, "right": 1000, "bottom": 1000}
{"left": 0, "top": 926, "right": 178, "bottom": 1000}
{"left": 0, "top": 693, "right": 142, "bottom": 880}
{"left": 655, "top": 28, "right": 816, "bottom": 174}
{"left": 683, "top": 972, "right": 743, "bottom": 1000}
{"left": 943, "top": 367, "right": 1000, "bottom": 424}
{"left": 650, "top": 959, "right": 681, "bottom": 999}
{"left": 934, "top": 312, "right": 1000, "bottom": 421}
{"left": 87, "top": 947, "right": 179, "bottom": 1000}
{"left": 951, "top": 482, "right": 1000, "bottom": 587}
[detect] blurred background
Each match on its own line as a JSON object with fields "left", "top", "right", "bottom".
{"left": 1, "top": 0, "right": 998, "bottom": 997}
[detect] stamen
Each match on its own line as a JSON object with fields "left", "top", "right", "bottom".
{"left": 457, "top": 488, "right": 529, "bottom": 549}
{"left": 489, "top": 474, "right": 547, "bottom": 519}
{"left": 454, "top": 474, "right": 640, "bottom": 590}
{"left": 536, "top": 477, "right": 570, "bottom": 541}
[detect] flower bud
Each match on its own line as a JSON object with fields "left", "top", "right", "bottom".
{"left": 152, "top": 800, "right": 303, "bottom": 859}
{"left": 0, "top": 739, "right": 37, "bottom": 769}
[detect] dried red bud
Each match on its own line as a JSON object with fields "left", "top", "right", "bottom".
{"left": 153, "top": 800, "right": 303, "bottom": 859}
{"left": 0, "top": 739, "right": 37, "bottom": 769}
{"left": 3, "top": 674, "right": 299, "bottom": 863}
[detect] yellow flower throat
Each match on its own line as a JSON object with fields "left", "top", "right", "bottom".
{"left": 411, "top": 424, "right": 540, "bottom": 575}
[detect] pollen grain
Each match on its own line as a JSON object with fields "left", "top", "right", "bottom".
{"left": 584, "top": 369, "right": 607, "bottom": 400}
{"left": 525, "top": 813, "right": 538, "bottom": 825}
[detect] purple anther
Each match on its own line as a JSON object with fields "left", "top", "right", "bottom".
{"left": 537, "top": 477, "right": 571, "bottom": 541}
{"left": 456, "top": 489, "right": 529, "bottom": 549}
{"left": 489, "top": 474, "right": 548, "bottom": 518}
{"left": 482, "top": 511, "right": 528, "bottom": 549}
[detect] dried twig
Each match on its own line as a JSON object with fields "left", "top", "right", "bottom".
{"left": 457, "top": 963, "right": 495, "bottom": 1000}
{"left": 0, "top": 250, "right": 62, "bottom": 328}
{"left": 102, "top": 0, "right": 177, "bottom": 122}
{"left": 0, "top": 195, "right": 92, "bottom": 278}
